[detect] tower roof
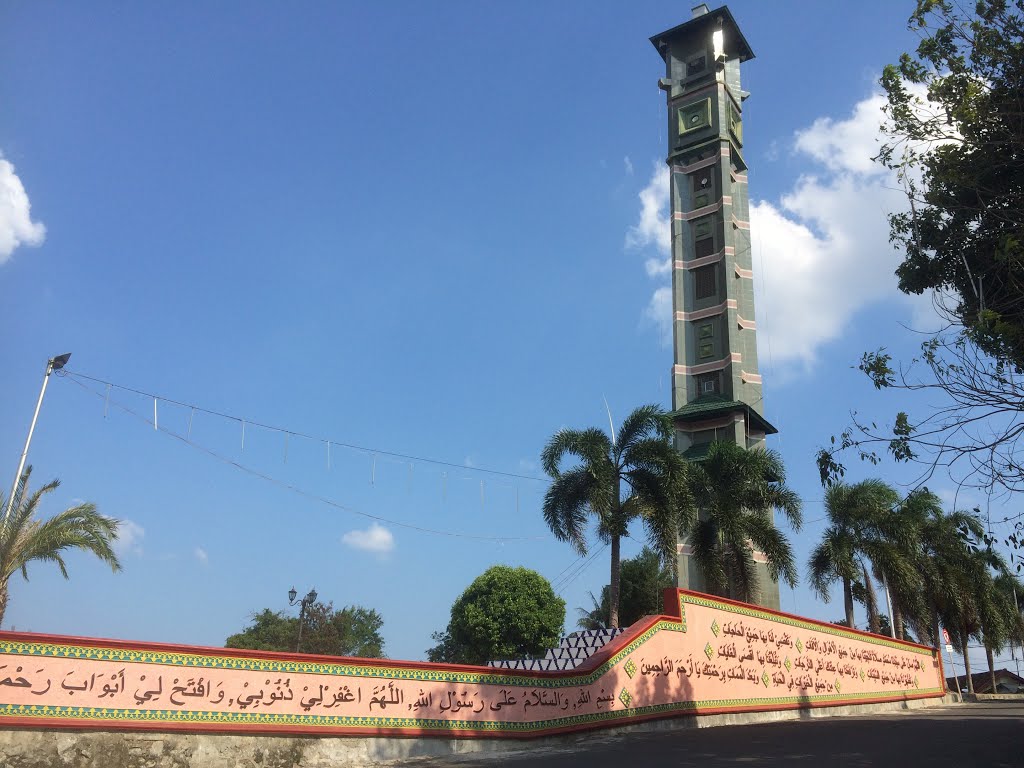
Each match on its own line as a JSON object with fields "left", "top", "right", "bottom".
{"left": 649, "top": 5, "right": 755, "bottom": 63}
{"left": 671, "top": 395, "right": 778, "bottom": 435}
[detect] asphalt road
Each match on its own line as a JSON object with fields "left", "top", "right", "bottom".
{"left": 399, "top": 703, "right": 1024, "bottom": 768}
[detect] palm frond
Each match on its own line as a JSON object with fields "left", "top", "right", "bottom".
{"left": 0, "top": 477, "right": 121, "bottom": 627}
{"left": 541, "top": 428, "right": 612, "bottom": 478}
{"left": 615, "top": 405, "right": 671, "bottom": 458}
{"left": 542, "top": 467, "right": 594, "bottom": 555}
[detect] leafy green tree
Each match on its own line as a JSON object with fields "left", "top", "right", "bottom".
{"left": 878, "top": 0, "right": 1024, "bottom": 366}
{"left": 0, "top": 469, "right": 121, "bottom": 627}
{"left": 542, "top": 405, "right": 687, "bottom": 628}
{"left": 426, "top": 566, "right": 564, "bottom": 664}
{"left": 685, "top": 441, "right": 801, "bottom": 603}
{"left": 816, "top": 1, "right": 1024, "bottom": 517}
{"left": 576, "top": 546, "right": 673, "bottom": 629}
{"left": 226, "top": 601, "right": 385, "bottom": 658}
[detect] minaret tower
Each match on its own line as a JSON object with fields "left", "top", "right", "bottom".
{"left": 650, "top": 4, "right": 781, "bottom": 609}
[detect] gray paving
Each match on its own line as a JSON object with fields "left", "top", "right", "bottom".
{"left": 397, "top": 702, "right": 1024, "bottom": 768}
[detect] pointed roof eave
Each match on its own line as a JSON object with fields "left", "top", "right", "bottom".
{"left": 649, "top": 5, "right": 755, "bottom": 64}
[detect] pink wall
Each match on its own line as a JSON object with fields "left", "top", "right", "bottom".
{"left": 0, "top": 590, "right": 944, "bottom": 738}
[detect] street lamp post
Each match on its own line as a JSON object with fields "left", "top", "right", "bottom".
{"left": 3, "top": 354, "right": 71, "bottom": 525}
{"left": 288, "top": 586, "right": 317, "bottom": 653}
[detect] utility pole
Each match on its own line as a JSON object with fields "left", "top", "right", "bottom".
{"left": 3, "top": 354, "right": 71, "bottom": 525}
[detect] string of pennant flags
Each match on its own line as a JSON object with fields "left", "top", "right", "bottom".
{"left": 67, "top": 370, "right": 630, "bottom": 599}
{"left": 62, "top": 370, "right": 549, "bottom": 543}
{"left": 68, "top": 368, "right": 547, "bottom": 507}
{"left": 70, "top": 369, "right": 547, "bottom": 484}
{"left": 56, "top": 370, "right": 673, "bottom": 596}
{"left": 56, "top": 368, "right": 936, "bottom": 596}
{"left": 59, "top": 370, "right": 852, "bottom": 525}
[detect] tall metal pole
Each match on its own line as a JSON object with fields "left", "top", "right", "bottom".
{"left": 1015, "top": 589, "right": 1023, "bottom": 677}
{"left": 882, "top": 573, "right": 897, "bottom": 638}
{"left": 946, "top": 642, "right": 962, "bottom": 699}
{"left": 296, "top": 600, "right": 306, "bottom": 653}
{"left": 2, "top": 354, "right": 70, "bottom": 526}
{"left": 291, "top": 588, "right": 316, "bottom": 653}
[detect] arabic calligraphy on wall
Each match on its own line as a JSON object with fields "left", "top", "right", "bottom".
{"left": 0, "top": 590, "right": 945, "bottom": 737}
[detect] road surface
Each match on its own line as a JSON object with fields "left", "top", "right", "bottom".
{"left": 397, "top": 702, "right": 1023, "bottom": 768}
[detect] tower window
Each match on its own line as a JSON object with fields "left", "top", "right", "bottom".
{"left": 691, "top": 172, "right": 714, "bottom": 209}
{"left": 694, "top": 265, "right": 717, "bottom": 300}
{"left": 687, "top": 56, "right": 707, "bottom": 77}
{"left": 729, "top": 104, "right": 743, "bottom": 144}
{"left": 693, "top": 215, "right": 715, "bottom": 259}
{"left": 678, "top": 99, "right": 711, "bottom": 136}
{"left": 694, "top": 237, "right": 715, "bottom": 259}
{"left": 696, "top": 373, "right": 719, "bottom": 395}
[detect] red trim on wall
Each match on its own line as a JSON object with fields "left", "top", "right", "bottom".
{"left": 0, "top": 589, "right": 944, "bottom": 740}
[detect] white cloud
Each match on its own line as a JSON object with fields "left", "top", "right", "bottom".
{"left": 793, "top": 93, "right": 889, "bottom": 176}
{"left": 751, "top": 171, "right": 907, "bottom": 367}
{"left": 0, "top": 154, "right": 46, "bottom": 264}
{"left": 194, "top": 547, "right": 208, "bottom": 565}
{"left": 644, "top": 285, "right": 673, "bottom": 345}
{"left": 628, "top": 89, "right": 930, "bottom": 370}
{"left": 626, "top": 164, "right": 671, "bottom": 259}
{"left": 341, "top": 523, "right": 394, "bottom": 554}
{"left": 114, "top": 520, "right": 145, "bottom": 557}
{"left": 623, "top": 156, "right": 634, "bottom": 176}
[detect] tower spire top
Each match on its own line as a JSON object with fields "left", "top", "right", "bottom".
{"left": 649, "top": 5, "right": 755, "bottom": 63}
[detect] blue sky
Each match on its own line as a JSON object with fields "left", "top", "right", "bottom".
{"left": 2, "top": 1, "right": 1020, "bottom": 676}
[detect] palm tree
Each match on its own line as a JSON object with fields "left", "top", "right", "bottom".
{"left": 911, "top": 504, "right": 989, "bottom": 694}
{"left": 0, "top": 470, "right": 122, "bottom": 627}
{"left": 982, "top": 571, "right": 1024, "bottom": 693}
{"left": 685, "top": 441, "right": 801, "bottom": 603}
{"left": 808, "top": 480, "right": 897, "bottom": 628}
{"left": 859, "top": 488, "right": 920, "bottom": 637}
{"left": 576, "top": 590, "right": 608, "bottom": 631}
{"left": 542, "top": 405, "right": 687, "bottom": 628}
{"left": 574, "top": 546, "right": 673, "bottom": 630}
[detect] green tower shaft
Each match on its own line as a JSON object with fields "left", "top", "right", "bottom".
{"left": 650, "top": 4, "right": 781, "bottom": 609}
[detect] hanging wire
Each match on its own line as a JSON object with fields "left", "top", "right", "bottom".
{"left": 64, "top": 367, "right": 835, "bottom": 508}
{"left": 552, "top": 544, "right": 610, "bottom": 594}
{"left": 64, "top": 369, "right": 549, "bottom": 484}
{"left": 66, "top": 375, "right": 545, "bottom": 544}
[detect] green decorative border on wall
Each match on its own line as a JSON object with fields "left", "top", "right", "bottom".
{"left": 0, "top": 593, "right": 944, "bottom": 736}
{"left": 0, "top": 622, "right": 685, "bottom": 692}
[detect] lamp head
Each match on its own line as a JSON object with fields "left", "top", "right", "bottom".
{"left": 51, "top": 353, "right": 71, "bottom": 371}
{"left": 307, "top": 588, "right": 317, "bottom": 604}
{"left": 288, "top": 587, "right": 297, "bottom": 603}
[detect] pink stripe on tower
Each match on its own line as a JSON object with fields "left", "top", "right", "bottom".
{"left": 734, "top": 265, "right": 753, "bottom": 279}
{"left": 674, "top": 299, "right": 737, "bottom": 321}
{"left": 737, "top": 315, "right": 756, "bottom": 330}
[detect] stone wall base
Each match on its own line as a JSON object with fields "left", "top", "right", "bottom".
{"left": 0, "top": 697, "right": 954, "bottom": 768}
